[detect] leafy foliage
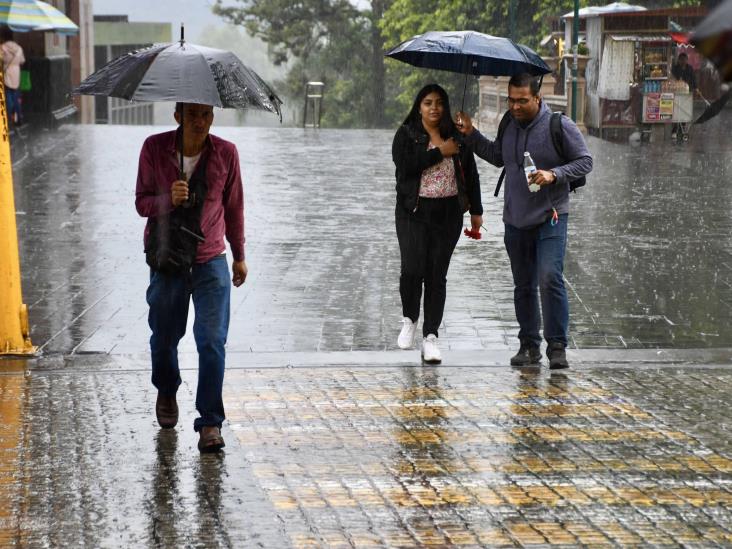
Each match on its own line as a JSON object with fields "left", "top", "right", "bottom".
{"left": 213, "top": 0, "right": 390, "bottom": 128}
{"left": 213, "top": 0, "right": 702, "bottom": 128}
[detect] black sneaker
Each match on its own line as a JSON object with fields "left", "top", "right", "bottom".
{"left": 510, "top": 344, "right": 541, "bottom": 366}
{"left": 547, "top": 342, "right": 569, "bottom": 370}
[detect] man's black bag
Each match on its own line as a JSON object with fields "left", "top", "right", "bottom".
{"left": 145, "top": 155, "right": 208, "bottom": 274}
{"left": 493, "top": 111, "right": 587, "bottom": 197}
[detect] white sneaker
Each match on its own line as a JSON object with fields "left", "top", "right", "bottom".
{"left": 421, "top": 334, "right": 441, "bottom": 364}
{"left": 397, "top": 317, "right": 417, "bottom": 349}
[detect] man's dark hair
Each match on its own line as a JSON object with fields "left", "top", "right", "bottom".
{"left": 508, "top": 73, "right": 541, "bottom": 96}
{"left": 175, "top": 102, "right": 184, "bottom": 115}
{"left": 403, "top": 83, "right": 456, "bottom": 139}
{"left": 0, "top": 27, "right": 13, "bottom": 42}
{"left": 677, "top": 52, "right": 688, "bottom": 61}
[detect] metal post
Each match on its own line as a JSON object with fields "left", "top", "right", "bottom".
{"left": 0, "top": 63, "right": 35, "bottom": 355}
{"left": 509, "top": 0, "right": 517, "bottom": 42}
{"left": 571, "top": 0, "right": 579, "bottom": 121}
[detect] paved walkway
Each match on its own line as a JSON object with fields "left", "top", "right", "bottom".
{"left": 3, "top": 356, "right": 732, "bottom": 547}
{"left": 9, "top": 114, "right": 732, "bottom": 357}
{"left": 2, "top": 116, "right": 732, "bottom": 547}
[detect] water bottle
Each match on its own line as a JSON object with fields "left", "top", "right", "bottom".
{"left": 524, "top": 152, "right": 540, "bottom": 192}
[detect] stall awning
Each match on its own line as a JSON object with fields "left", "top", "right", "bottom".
{"left": 610, "top": 34, "right": 671, "bottom": 42}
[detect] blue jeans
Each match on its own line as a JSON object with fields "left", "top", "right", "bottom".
{"left": 5, "top": 88, "right": 21, "bottom": 125}
{"left": 504, "top": 214, "right": 569, "bottom": 348}
{"left": 146, "top": 255, "right": 231, "bottom": 431}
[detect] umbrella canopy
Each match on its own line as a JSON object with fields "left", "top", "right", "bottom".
{"left": 691, "top": 0, "right": 732, "bottom": 81}
{"left": 562, "top": 2, "right": 646, "bottom": 19}
{"left": 385, "top": 30, "right": 551, "bottom": 77}
{"left": 75, "top": 40, "right": 282, "bottom": 118}
{"left": 0, "top": 0, "right": 79, "bottom": 34}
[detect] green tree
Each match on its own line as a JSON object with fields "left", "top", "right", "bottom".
{"left": 213, "top": 0, "right": 391, "bottom": 128}
{"left": 380, "top": 0, "right": 702, "bottom": 124}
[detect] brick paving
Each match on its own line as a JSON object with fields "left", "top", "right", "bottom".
{"left": 2, "top": 358, "right": 732, "bottom": 547}
{"left": 224, "top": 365, "right": 732, "bottom": 548}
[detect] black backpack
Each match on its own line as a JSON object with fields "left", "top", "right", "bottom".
{"left": 493, "top": 111, "right": 587, "bottom": 197}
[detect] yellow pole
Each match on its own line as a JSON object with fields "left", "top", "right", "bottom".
{"left": 0, "top": 62, "right": 35, "bottom": 355}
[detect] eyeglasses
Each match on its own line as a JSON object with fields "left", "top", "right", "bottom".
{"left": 506, "top": 97, "right": 532, "bottom": 106}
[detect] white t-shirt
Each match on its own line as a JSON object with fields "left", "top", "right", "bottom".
{"left": 182, "top": 152, "right": 201, "bottom": 181}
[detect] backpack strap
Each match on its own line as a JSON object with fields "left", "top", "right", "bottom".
{"left": 550, "top": 111, "right": 587, "bottom": 192}
{"left": 550, "top": 112, "right": 564, "bottom": 158}
{"left": 492, "top": 110, "right": 512, "bottom": 197}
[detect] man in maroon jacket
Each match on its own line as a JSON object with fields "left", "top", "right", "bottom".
{"left": 135, "top": 103, "right": 247, "bottom": 453}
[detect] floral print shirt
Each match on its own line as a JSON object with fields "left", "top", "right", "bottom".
{"left": 419, "top": 142, "right": 458, "bottom": 198}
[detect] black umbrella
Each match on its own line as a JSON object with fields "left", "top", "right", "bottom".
{"left": 75, "top": 26, "right": 283, "bottom": 178}
{"left": 385, "top": 30, "right": 552, "bottom": 108}
{"left": 695, "top": 88, "right": 731, "bottom": 124}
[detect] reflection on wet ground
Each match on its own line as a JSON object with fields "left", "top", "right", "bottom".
{"left": 9, "top": 111, "right": 732, "bottom": 355}
{"left": 5, "top": 360, "right": 730, "bottom": 546}
{"left": 225, "top": 365, "right": 732, "bottom": 547}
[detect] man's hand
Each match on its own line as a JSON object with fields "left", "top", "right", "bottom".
{"left": 439, "top": 138, "right": 459, "bottom": 157}
{"left": 454, "top": 111, "right": 474, "bottom": 136}
{"left": 171, "top": 180, "right": 189, "bottom": 207}
{"left": 232, "top": 260, "right": 248, "bottom": 287}
{"left": 528, "top": 170, "right": 556, "bottom": 186}
{"left": 470, "top": 214, "right": 483, "bottom": 233}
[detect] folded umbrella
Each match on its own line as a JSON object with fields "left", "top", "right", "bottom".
{"left": 0, "top": 0, "right": 79, "bottom": 34}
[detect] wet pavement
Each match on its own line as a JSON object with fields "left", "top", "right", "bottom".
{"left": 2, "top": 111, "right": 732, "bottom": 546}
{"left": 3, "top": 358, "right": 732, "bottom": 547}
{"left": 9, "top": 111, "right": 732, "bottom": 355}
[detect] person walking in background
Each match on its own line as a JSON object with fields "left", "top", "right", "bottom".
{"left": 135, "top": 102, "right": 247, "bottom": 453}
{"left": 1, "top": 27, "right": 25, "bottom": 126}
{"left": 392, "top": 83, "right": 483, "bottom": 364}
{"left": 456, "top": 73, "right": 592, "bottom": 369}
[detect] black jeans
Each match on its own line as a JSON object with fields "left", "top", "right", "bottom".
{"left": 396, "top": 196, "right": 463, "bottom": 337}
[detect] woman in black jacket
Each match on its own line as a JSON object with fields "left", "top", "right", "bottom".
{"left": 392, "top": 83, "right": 483, "bottom": 363}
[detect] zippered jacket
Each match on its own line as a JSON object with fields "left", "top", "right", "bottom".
{"left": 392, "top": 123, "right": 483, "bottom": 216}
{"left": 465, "top": 102, "right": 592, "bottom": 229}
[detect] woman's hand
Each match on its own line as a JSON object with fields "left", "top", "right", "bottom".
{"left": 455, "top": 111, "right": 474, "bottom": 136}
{"left": 439, "top": 138, "right": 459, "bottom": 157}
{"left": 470, "top": 214, "right": 483, "bottom": 233}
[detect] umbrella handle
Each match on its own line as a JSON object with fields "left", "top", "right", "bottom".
{"left": 179, "top": 105, "right": 185, "bottom": 180}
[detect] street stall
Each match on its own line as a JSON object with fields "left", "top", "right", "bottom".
{"left": 565, "top": 5, "right": 708, "bottom": 140}
{"left": 616, "top": 35, "right": 695, "bottom": 140}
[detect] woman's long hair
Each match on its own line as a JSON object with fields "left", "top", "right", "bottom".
{"left": 403, "top": 83, "right": 455, "bottom": 139}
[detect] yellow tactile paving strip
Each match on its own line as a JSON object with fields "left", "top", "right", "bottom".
{"left": 224, "top": 367, "right": 732, "bottom": 547}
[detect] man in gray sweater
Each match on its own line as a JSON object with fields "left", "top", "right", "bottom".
{"left": 457, "top": 73, "right": 593, "bottom": 369}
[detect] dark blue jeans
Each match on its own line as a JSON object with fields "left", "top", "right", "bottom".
{"left": 504, "top": 214, "right": 569, "bottom": 348}
{"left": 146, "top": 255, "right": 231, "bottom": 431}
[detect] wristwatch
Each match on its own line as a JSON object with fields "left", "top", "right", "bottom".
{"left": 549, "top": 169, "right": 558, "bottom": 183}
